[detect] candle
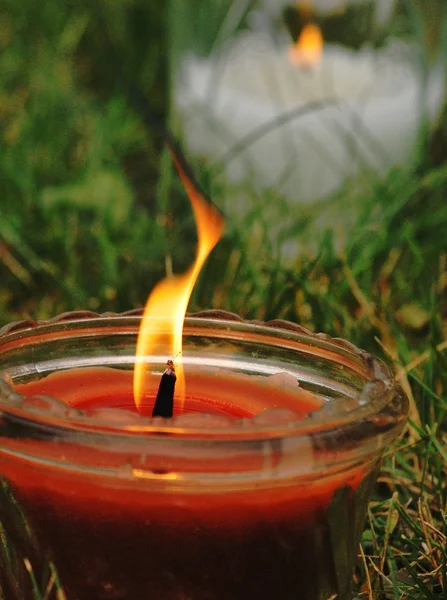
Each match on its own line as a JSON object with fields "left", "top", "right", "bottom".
{"left": 173, "top": 13, "right": 445, "bottom": 206}
{"left": 0, "top": 312, "right": 408, "bottom": 600}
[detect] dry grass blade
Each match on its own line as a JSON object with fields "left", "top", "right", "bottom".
{"left": 396, "top": 340, "right": 447, "bottom": 380}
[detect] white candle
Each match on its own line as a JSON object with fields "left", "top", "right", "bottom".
{"left": 174, "top": 30, "right": 445, "bottom": 205}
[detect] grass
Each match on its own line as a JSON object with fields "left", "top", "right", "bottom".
{"left": 0, "top": 1, "right": 447, "bottom": 598}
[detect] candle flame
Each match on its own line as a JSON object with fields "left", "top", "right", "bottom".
{"left": 133, "top": 158, "right": 224, "bottom": 412}
{"left": 288, "top": 23, "right": 323, "bottom": 68}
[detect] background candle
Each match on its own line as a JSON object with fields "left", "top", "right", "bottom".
{"left": 0, "top": 313, "right": 408, "bottom": 600}
{"left": 175, "top": 36, "right": 444, "bottom": 202}
{"left": 170, "top": 0, "right": 446, "bottom": 211}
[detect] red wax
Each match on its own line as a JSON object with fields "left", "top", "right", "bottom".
{"left": 0, "top": 368, "right": 376, "bottom": 600}
{"left": 14, "top": 366, "right": 324, "bottom": 418}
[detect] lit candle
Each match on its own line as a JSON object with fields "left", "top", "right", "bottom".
{"left": 0, "top": 120, "right": 409, "bottom": 600}
{"left": 0, "top": 312, "right": 408, "bottom": 600}
{"left": 174, "top": 18, "right": 445, "bottom": 204}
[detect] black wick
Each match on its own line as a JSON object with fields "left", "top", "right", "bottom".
{"left": 151, "top": 360, "right": 177, "bottom": 419}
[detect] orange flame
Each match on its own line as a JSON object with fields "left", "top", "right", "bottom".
{"left": 133, "top": 159, "right": 224, "bottom": 412}
{"left": 288, "top": 23, "right": 323, "bottom": 68}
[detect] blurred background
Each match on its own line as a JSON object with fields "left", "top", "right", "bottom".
{"left": 0, "top": 0, "right": 446, "bottom": 361}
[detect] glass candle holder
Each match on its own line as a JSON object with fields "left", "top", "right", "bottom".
{"left": 0, "top": 311, "right": 408, "bottom": 600}
{"left": 169, "top": 0, "right": 445, "bottom": 231}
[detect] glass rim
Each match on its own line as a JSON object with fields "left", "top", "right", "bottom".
{"left": 0, "top": 310, "right": 408, "bottom": 445}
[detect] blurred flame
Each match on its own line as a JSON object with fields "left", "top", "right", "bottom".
{"left": 133, "top": 158, "right": 224, "bottom": 411}
{"left": 288, "top": 23, "right": 323, "bottom": 68}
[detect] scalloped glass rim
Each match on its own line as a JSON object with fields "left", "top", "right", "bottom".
{"left": 0, "top": 310, "right": 408, "bottom": 445}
